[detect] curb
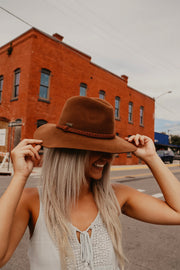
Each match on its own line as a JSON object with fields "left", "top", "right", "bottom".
{"left": 111, "top": 162, "right": 180, "bottom": 172}
{"left": 111, "top": 164, "right": 180, "bottom": 182}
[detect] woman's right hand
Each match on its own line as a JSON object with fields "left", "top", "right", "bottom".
{"left": 11, "top": 139, "right": 43, "bottom": 180}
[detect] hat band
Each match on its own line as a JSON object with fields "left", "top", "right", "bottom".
{"left": 56, "top": 124, "right": 115, "bottom": 139}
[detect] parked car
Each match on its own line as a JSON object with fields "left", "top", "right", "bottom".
{"left": 174, "top": 154, "right": 180, "bottom": 160}
{"left": 157, "top": 150, "right": 174, "bottom": 163}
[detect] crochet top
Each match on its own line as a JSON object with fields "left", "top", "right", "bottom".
{"left": 28, "top": 189, "right": 121, "bottom": 270}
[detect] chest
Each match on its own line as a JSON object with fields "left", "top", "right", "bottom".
{"left": 29, "top": 207, "right": 119, "bottom": 270}
{"left": 70, "top": 196, "right": 99, "bottom": 232}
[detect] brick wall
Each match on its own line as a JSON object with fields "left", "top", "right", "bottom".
{"left": 0, "top": 28, "right": 155, "bottom": 165}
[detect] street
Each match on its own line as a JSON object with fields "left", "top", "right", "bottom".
{"left": 0, "top": 164, "right": 180, "bottom": 270}
{"left": 118, "top": 167, "right": 180, "bottom": 270}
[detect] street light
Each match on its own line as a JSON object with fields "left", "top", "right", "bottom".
{"left": 155, "top": 90, "right": 172, "bottom": 100}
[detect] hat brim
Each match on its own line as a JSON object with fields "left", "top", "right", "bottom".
{"left": 33, "top": 124, "right": 137, "bottom": 154}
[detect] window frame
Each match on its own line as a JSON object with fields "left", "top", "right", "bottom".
{"left": 37, "top": 119, "right": 48, "bottom": 153}
{"left": 0, "top": 75, "right": 3, "bottom": 103}
{"left": 115, "top": 96, "right": 120, "bottom": 120}
{"left": 99, "top": 90, "right": 105, "bottom": 100}
{"left": 128, "top": 101, "right": 133, "bottom": 123}
{"left": 39, "top": 68, "right": 51, "bottom": 101}
{"left": 140, "top": 106, "right": 144, "bottom": 126}
{"left": 13, "top": 68, "right": 21, "bottom": 99}
{"left": 79, "top": 83, "right": 87, "bottom": 96}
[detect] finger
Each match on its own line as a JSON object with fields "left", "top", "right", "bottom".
{"left": 22, "top": 150, "right": 36, "bottom": 161}
{"left": 34, "top": 144, "right": 42, "bottom": 151}
{"left": 127, "top": 134, "right": 142, "bottom": 146}
{"left": 130, "top": 134, "right": 140, "bottom": 146}
{"left": 23, "top": 145, "right": 41, "bottom": 160}
{"left": 18, "top": 139, "right": 43, "bottom": 147}
{"left": 134, "top": 135, "right": 141, "bottom": 146}
{"left": 126, "top": 135, "right": 136, "bottom": 142}
{"left": 33, "top": 146, "right": 41, "bottom": 160}
{"left": 139, "top": 135, "right": 145, "bottom": 145}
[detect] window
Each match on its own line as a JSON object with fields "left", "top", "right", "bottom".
{"left": 99, "top": 90, "right": 105, "bottom": 99}
{"left": 140, "top": 106, "right": 144, "bottom": 126}
{"left": 37, "top": 120, "right": 47, "bottom": 153}
{"left": 13, "top": 68, "right": 20, "bottom": 98}
{"left": 0, "top": 75, "right": 3, "bottom": 102}
{"left": 39, "top": 69, "right": 51, "bottom": 100}
{"left": 127, "top": 152, "right": 132, "bottom": 158}
{"left": 115, "top": 96, "right": 120, "bottom": 119}
{"left": 80, "top": 83, "right": 87, "bottom": 96}
{"left": 128, "top": 102, "right": 133, "bottom": 123}
{"left": 37, "top": 119, "right": 48, "bottom": 128}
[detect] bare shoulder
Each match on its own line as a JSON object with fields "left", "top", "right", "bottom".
{"left": 20, "top": 187, "right": 40, "bottom": 236}
{"left": 18, "top": 187, "right": 40, "bottom": 222}
{"left": 20, "top": 187, "right": 39, "bottom": 209}
{"left": 111, "top": 183, "right": 137, "bottom": 208}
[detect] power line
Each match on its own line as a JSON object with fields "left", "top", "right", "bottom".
{"left": 155, "top": 101, "right": 174, "bottom": 114}
{"left": 0, "top": 6, "right": 33, "bottom": 28}
{"left": 0, "top": 3, "right": 178, "bottom": 77}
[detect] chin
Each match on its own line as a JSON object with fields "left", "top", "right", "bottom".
{"left": 91, "top": 173, "right": 103, "bottom": 181}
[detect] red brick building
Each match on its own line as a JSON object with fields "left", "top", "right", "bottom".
{"left": 0, "top": 28, "right": 154, "bottom": 165}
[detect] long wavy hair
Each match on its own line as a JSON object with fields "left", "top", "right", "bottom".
{"left": 41, "top": 148, "right": 126, "bottom": 269}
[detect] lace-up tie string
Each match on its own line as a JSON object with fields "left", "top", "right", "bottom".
{"left": 75, "top": 228, "right": 94, "bottom": 269}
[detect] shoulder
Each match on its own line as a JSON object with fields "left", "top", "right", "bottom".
{"left": 111, "top": 183, "right": 137, "bottom": 208}
{"left": 12, "top": 188, "right": 39, "bottom": 230}
{"left": 20, "top": 188, "right": 40, "bottom": 236}
{"left": 18, "top": 187, "right": 40, "bottom": 222}
{"left": 20, "top": 187, "right": 39, "bottom": 208}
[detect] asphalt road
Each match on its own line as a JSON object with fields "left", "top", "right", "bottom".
{"left": 119, "top": 169, "right": 180, "bottom": 270}
{"left": 1, "top": 164, "right": 180, "bottom": 270}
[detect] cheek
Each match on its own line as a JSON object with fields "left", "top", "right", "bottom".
{"left": 86, "top": 165, "right": 104, "bottom": 181}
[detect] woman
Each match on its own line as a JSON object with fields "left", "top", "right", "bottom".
{"left": 0, "top": 96, "right": 180, "bottom": 270}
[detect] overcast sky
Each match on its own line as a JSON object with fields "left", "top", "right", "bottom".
{"left": 0, "top": 0, "right": 180, "bottom": 135}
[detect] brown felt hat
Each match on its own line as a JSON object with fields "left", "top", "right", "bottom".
{"left": 33, "top": 96, "right": 137, "bottom": 153}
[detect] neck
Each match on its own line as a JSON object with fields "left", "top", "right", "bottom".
{"left": 79, "top": 181, "right": 91, "bottom": 198}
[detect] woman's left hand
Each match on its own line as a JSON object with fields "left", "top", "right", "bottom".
{"left": 126, "top": 134, "right": 156, "bottom": 161}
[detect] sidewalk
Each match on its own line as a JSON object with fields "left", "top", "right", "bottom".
{"left": 111, "top": 161, "right": 180, "bottom": 171}
{"left": 0, "top": 167, "right": 12, "bottom": 175}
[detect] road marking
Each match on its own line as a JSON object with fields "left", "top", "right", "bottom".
{"left": 137, "top": 189, "right": 145, "bottom": 192}
{"left": 136, "top": 189, "right": 164, "bottom": 199}
{"left": 152, "top": 193, "right": 163, "bottom": 198}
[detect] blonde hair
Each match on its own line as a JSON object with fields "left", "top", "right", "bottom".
{"left": 41, "top": 148, "right": 125, "bottom": 269}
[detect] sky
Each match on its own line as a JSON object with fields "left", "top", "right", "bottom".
{"left": 0, "top": 0, "right": 180, "bottom": 135}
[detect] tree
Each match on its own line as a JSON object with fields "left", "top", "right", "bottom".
{"left": 170, "top": 135, "right": 180, "bottom": 146}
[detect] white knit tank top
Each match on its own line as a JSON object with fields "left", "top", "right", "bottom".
{"left": 28, "top": 189, "right": 121, "bottom": 270}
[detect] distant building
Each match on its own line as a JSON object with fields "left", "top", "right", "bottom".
{"left": 0, "top": 28, "right": 154, "bottom": 165}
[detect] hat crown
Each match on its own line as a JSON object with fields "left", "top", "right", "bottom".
{"left": 34, "top": 95, "right": 137, "bottom": 153}
{"left": 57, "top": 96, "right": 115, "bottom": 137}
